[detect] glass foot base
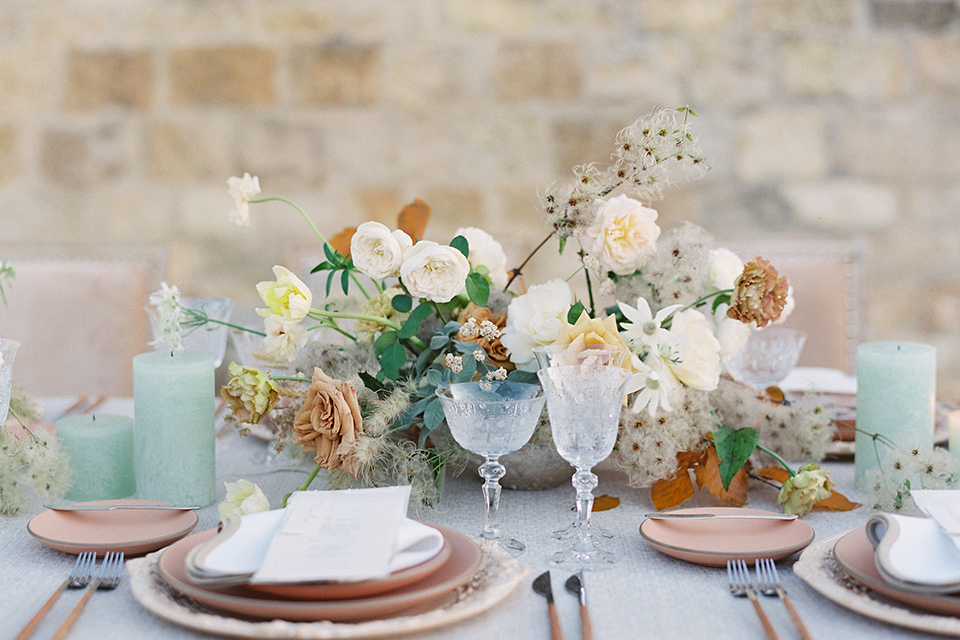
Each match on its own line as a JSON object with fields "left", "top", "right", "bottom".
{"left": 551, "top": 521, "right": 614, "bottom": 541}
{"left": 483, "top": 535, "right": 525, "bottom": 556}
{"left": 550, "top": 545, "right": 616, "bottom": 570}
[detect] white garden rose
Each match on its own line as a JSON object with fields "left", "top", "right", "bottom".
{"left": 583, "top": 195, "right": 660, "bottom": 275}
{"left": 665, "top": 309, "right": 722, "bottom": 391}
{"left": 454, "top": 226, "right": 509, "bottom": 289}
{"left": 350, "top": 222, "right": 413, "bottom": 280}
{"left": 702, "top": 247, "right": 744, "bottom": 292}
{"left": 773, "top": 285, "right": 796, "bottom": 325}
{"left": 256, "top": 265, "right": 312, "bottom": 325}
{"left": 500, "top": 279, "right": 573, "bottom": 370}
{"left": 709, "top": 304, "right": 752, "bottom": 363}
{"left": 400, "top": 241, "right": 470, "bottom": 303}
{"left": 262, "top": 317, "right": 308, "bottom": 363}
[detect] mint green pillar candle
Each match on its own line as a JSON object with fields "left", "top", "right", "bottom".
{"left": 56, "top": 414, "right": 135, "bottom": 501}
{"left": 854, "top": 341, "right": 936, "bottom": 489}
{"left": 134, "top": 350, "right": 216, "bottom": 506}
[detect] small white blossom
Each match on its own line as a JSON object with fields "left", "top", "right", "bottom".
{"left": 444, "top": 353, "right": 463, "bottom": 373}
{"left": 599, "top": 278, "right": 616, "bottom": 297}
{"left": 227, "top": 173, "right": 261, "bottom": 227}
{"left": 458, "top": 317, "right": 480, "bottom": 339}
{"left": 486, "top": 367, "right": 508, "bottom": 381}
{"left": 472, "top": 349, "right": 486, "bottom": 362}
{"left": 479, "top": 320, "right": 501, "bottom": 339}
{"left": 148, "top": 282, "right": 184, "bottom": 351}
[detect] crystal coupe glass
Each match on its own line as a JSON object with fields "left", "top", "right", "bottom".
{"left": 0, "top": 339, "right": 20, "bottom": 422}
{"left": 147, "top": 296, "right": 235, "bottom": 368}
{"left": 538, "top": 364, "right": 632, "bottom": 568}
{"left": 725, "top": 328, "right": 806, "bottom": 390}
{"left": 437, "top": 381, "right": 545, "bottom": 555}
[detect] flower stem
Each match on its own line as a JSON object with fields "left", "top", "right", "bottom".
{"left": 308, "top": 308, "right": 402, "bottom": 331}
{"left": 756, "top": 443, "right": 796, "bottom": 477}
{"left": 183, "top": 312, "right": 267, "bottom": 337}
{"left": 504, "top": 229, "right": 556, "bottom": 292}
{"left": 280, "top": 463, "right": 324, "bottom": 507}
{"left": 250, "top": 197, "right": 329, "bottom": 246}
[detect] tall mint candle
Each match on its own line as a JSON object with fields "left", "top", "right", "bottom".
{"left": 57, "top": 414, "right": 135, "bottom": 501}
{"left": 854, "top": 341, "right": 936, "bottom": 489}
{"left": 134, "top": 350, "right": 216, "bottom": 506}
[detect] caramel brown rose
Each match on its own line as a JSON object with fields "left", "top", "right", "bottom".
{"left": 292, "top": 367, "right": 363, "bottom": 479}
{"left": 457, "top": 303, "right": 515, "bottom": 371}
{"left": 726, "top": 257, "right": 789, "bottom": 328}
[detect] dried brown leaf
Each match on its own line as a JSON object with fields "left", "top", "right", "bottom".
{"left": 814, "top": 489, "right": 861, "bottom": 512}
{"left": 695, "top": 444, "right": 750, "bottom": 507}
{"left": 651, "top": 470, "right": 695, "bottom": 511}
{"left": 755, "top": 466, "right": 790, "bottom": 484}
{"left": 397, "top": 199, "right": 431, "bottom": 242}
{"left": 329, "top": 227, "right": 356, "bottom": 257}
{"left": 592, "top": 494, "right": 620, "bottom": 512}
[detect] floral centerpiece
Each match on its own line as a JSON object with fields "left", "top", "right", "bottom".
{"left": 155, "top": 107, "right": 872, "bottom": 517}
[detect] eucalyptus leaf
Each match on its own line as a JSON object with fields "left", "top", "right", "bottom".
{"left": 465, "top": 272, "right": 490, "bottom": 306}
{"left": 379, "top": 342, "right": 406, "bottom": 380}
{"left": 419, "top": 399, "right": 446, "bottom": 447}
{"left": 429, "top": 334, "right": 450, "bottom": 349}
{"left": 450, "top": 235, "right": 469, "bottom": 258}
{"left": 426, "top": 368, "right": 444, "bottom": 388}
{"left": 713, "top": 426, "right": 759, "bottom": 491}
{"left": 392, "top": 294, "right": 413, "bottom": 313}
{"left": 453, "top": 356, "right": 477, "bottom": 382}
{"left": 373, "top": 330, "right": 398, "bottom": 355}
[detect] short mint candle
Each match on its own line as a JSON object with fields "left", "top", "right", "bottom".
{"left": 56, "top": 414, "right": 135, "bottom": 501}
{"left": 134, "top": 350, "right": 216, "bottom": 506}
{"left": 854, "top": 341, "right": 936, "bottom": 490}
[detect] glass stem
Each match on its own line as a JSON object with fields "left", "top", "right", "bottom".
{"left": 478, "top": 456, "right": 505, "bottom": 541}
{"left": 572, "top": 468, "right": 598, "bottom": 548}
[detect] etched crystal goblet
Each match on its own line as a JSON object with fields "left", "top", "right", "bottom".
{"left": 0, "top": 339, "right": 20, "bottom": 422}
{"left": 538, "top": 364, "right": 632, "bottom": 568}
{"left": 437, "top": 381, "right": 545, "bottom": 555}
{"left": 725, "top": 328, "right": 807, "bottom": 390}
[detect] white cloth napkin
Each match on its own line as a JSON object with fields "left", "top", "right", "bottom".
{"left": 866, "top": 512, "right": 960, "bottom": 593}
{"left": 187, "top": 493, "right": 444, "bottom": 586}
{"left": 778, "top": 367, "right": 857, "bottom": 395}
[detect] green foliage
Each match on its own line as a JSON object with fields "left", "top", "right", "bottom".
{"left": 465, "top": 272, "right": 490, "bottom": 306}
{"left": 712, "top": 426, "right": 760, "bottom": 491}
{"left": 310, "top": 244, "right": 356, "bottom": 296}
{"left": 391, "top": 294, "right": 413, "bottom": 313}
{"left": 567, "top": 300, "right": 586, "bottom": 324}
{"left": 450, "top": 235, "right": 469, "bottom": 258}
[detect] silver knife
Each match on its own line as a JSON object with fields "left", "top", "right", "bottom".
{"left": 44, "top": 504, "right": 202, "bottom": 512}
{"left": 644, "top": 512, "right": 797, "bottom": 520}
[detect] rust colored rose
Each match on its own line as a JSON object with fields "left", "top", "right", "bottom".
{"left": 292, "top": 367, "right": 363, "bottom": 479}
{"left": 457, "top": 303, "right": 515, "bottom": 371}
{"left": 726, "top": 257, "right": 789, "bottom": 328}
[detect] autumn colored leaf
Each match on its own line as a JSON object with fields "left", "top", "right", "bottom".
{"left": 651, "top": 470, "right": 695, "bottom": 511}
{"left": 695, "top": 444, "right": 751, "bottom": 507}
{"left": 397, "top": 199, "right": 431, "bottom": 241}
{"left": 814, "top": 489, "right": 860, "bottom": 512}
{"left": 755, "top": 466, "right": 790, "bottom": 484}
{"left": 329, "top": 227, "right": 356, "bottom": 257}
{"left": 593, "top": 494, "right": 620, "bottom": 512}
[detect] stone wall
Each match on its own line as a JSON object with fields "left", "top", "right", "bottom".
{"left": 1, "top": 0, "right": 959, "bottom": 400}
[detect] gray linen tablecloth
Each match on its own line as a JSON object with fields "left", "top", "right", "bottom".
{"left": 0, "top": 401, "right": 944, "bottom": 639}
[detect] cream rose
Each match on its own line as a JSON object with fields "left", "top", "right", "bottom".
{"left": 292, "top": 368, "right": 364, "bottom": 479}
{"left": 702, "top": 247, "right": 744, "bottom": 292}
{"left": 584, "top": 195, "right": 660, "bottom": 275}
{"left": 666, "top": 309, "right": 722, "bottom": 390}
{"left": 218, "top": 479, "right": 270, "bottom": 521}
{"left": 454, "top": 226, "right": 509, "bottom": 289}
{"left": 351, "top": 222, "right": 413, "bottom": 280}
{"left": 262, "top": 317, "right": 308, "bottom": 363}
{"left": 399, "top": 241, "right": 470, "bottom": 303}
{"left": 221, "top": 362, "right": 280, "bottom": 424}
{"left": 777, "top": 464, "right": 833, "bottom": 516}
{"left": 500, "top": 279, "right": 573, "bottom": 370}
{"left": 709, "top": 304, "right": 752, "bottom": 363}
{"left": 256, "top": 265, "right": 312, "bottom": 325}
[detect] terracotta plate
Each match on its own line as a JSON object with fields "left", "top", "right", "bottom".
{"left": 27, "top": 499, "right": 199, "bottom": 556}
{"left": 157, "top": 524, "right": 483, "bottom": 622}
{"left": 833, "top": 526, "right": 960, "bottom": 616}
{"left": 639, "top": 507, "right": 816, "bottom": 567}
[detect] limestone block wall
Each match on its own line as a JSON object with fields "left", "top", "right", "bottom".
{"left": 1, "top": 0, "right": 959, "bottom": 400}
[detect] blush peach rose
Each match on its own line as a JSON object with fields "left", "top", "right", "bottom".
{"left": 292, "top": 368, "right": 364, "bottom": 479}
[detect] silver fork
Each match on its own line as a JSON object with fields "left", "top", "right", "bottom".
{"left": 14, "top": 552, "right": 96, "bottom": 640}
{"left": 50, "top": 551, "right": 125, "bottom": 640}
{"left": 727, "top": 559, "right": 781, "bottom": 640}
{"left": 756, "top": 558, "right": 814, "bottom": 640}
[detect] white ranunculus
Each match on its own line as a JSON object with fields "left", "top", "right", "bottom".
{"left": 227, "top": 173, "right": 261, "bottom": 228}
{"left": 217, "top": 479, "right": 270, "bottom": 521}
{"left": 583, "top": 194, "right": 660, "bottom": 275}
{"left": 710, "top": 304, "right": 752, "bottom": 363}
{"left": 256, "top": 265, "right": 313, "bottom": 325}
{"left": 400, "top": 241, "right": 470, "bottom": 303}
{"left": 454, "top": 226, "right": 509, "bottom": 288}
{"left": 262, "top": 317, "right": 308, "bottom": 363}
{"left": 500, "top": 279, "right": 573, "bottom": 370}
{"left": 666, "top": 309, "right": 722, "bottom": 391}
{"left": 350, "top": 222, "right": 413, "bottom": 281}
{"left": 702, "top": 247, "right": 744, "bottom": 292}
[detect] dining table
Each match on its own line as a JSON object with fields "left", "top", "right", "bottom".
{"left": 0, "top": 396, "right": 952, "bottom": 640}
